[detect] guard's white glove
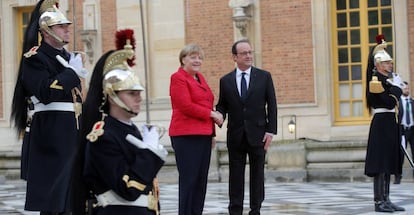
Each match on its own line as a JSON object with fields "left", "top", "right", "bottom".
{"left": 126, "top": 127, "right": 168, "bottom": 161}
{"left": 56, "top": 53, "right": 88, "bottom": 78}
{"left": 386, "top": 73, "right": 405, "bottom": 89}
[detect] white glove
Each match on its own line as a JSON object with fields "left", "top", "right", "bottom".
{"left": 386, "top": 73, "right": 405, "bottom": 89}
{"left": 126, "top": 130, "right": 168, "bottom": 161}
{"left": 56, "top": 53, "right": 88, "bottom": 78}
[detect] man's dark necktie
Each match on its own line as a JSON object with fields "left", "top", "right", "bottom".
{"left": 241, "top": 72, "right": 247, "bottom": 99}
{"left": 406, "top": 98, "right": 411, "bottom": 126}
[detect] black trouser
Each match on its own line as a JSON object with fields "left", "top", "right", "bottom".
{"left": 171, "top": 135, "right": 212, "bottom": 215}
{"left": 228, "top": 132, "right": 266, "bottom": 215}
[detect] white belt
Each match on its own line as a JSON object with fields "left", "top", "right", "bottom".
{"left": 33, "top": 102, "right": 74, "bottom": 113}
{"left": 96, "top": 190, "right": 154, "bottom": 208}
{"left": 25, "top": 104, "right": 74, "bottom": 132}
{"left": 373, "top": 108, "right": 395, "bottom": 114}
{"left": 30, "top": 96, "right": 74, "bottom": 113}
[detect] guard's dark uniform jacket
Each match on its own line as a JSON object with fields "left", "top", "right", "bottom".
{"left": 365, "top": 72, "right": 404, "bottom": 177}
{"left": 83, "top": 116, "right": 164, "bottom": 214}
{"left": 20, "top": 41, "right": 82, "bottom": 212}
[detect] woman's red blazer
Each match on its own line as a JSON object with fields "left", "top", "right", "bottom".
{"left": 169, "top": 67, "right": 215, "bottom": 136}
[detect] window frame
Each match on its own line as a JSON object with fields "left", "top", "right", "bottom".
{"left": 331, "top": 0, "right": 394, "bottom": 125}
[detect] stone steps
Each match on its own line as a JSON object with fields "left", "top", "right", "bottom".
{"left": 0, "top": 150, "right": 21, "bottom": 181}
{"left": 2, "top": 139, "right": 413, "bottom": 183}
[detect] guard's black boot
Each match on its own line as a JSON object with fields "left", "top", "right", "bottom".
{"left": 374, "top": 174, "right": 394, "bottom": 212}
{"left": 384, "top": 174, "right": 405, "bottom": 211}
{"left": 385, "top": 201, "right": 405, "bottom": 212}
{"left": 375, "top": 202, "right": 394, "bottom": 213}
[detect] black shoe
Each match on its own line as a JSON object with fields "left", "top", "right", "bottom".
{"left": 375, "top": 202, "right": 394, "bottom": 212}
{"left": 386, "top": 201, "right": 405, "bottom": 211}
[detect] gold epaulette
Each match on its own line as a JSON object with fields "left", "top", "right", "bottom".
{"left": 369, "top": 76, "right": 384, "bottom": 93}
{"left": 23, "top": 46, "right": 39, "bottom": 58}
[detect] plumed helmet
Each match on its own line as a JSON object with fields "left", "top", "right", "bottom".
{"left": 83, "top": 29, "right": 142, "bottom": 143}
{"left": 39, "top": 7, "right": 72, "bottom": 27}
{"left": 373, "top": 41, "right": 392, "bottom": 64}
{"left": 102, "top": 69, "right": 144, "bottom": 113}
{"left": 102, "top": 30, "right": 144, "bottom": 113}
{"left": 374, "top": 50, "right": 392, "bottom": 63}
{"left": 103, "top": 69, "right": 144, "bottom": 96}
{"left": 38, "top": 0, "right": 71, "bottom": 45}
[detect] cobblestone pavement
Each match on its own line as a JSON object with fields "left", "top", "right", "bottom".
{"left": 0, "top": 179, "right": 413, "bottom": 215}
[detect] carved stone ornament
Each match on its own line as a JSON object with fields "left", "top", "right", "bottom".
{"left": 229, "top": 0, "right": 254, "bottom": 37}
{"left": 80, "top": 30, "right": 97, "bottom": 64}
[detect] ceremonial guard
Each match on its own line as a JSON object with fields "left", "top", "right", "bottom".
{"left": 10, "top": 0, "right": 86, "bottom": 214}
{"left": 81, "top": 29, "right": 167, "bottom": 215}
{"left": 364, "top": 38, "right": 405, "bottom": 212}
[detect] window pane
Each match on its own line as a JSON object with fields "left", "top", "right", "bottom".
{"left": 386, "top": 45, "right": 393, "bottom": 58}
{"left": 337, "top": 13, "right": 347, "bottom": 28}
{"left": 336, "top": 0, "right": 346, "bottom": 10}
{"left": 350, "top": 12, "right": 360, "bottom": 27}
{"left": 381, "top": 0, "right": 391, "bottom": 6}
{"left": 369, "top": 28, "right": 379, "bottom": 43}
{"left": 368, "top": 10, "right": 378, "bottom": 25}
{"left": 353, "top": 101, "right": 363, "bottom": 116}
{"left": 368, "top": 0, "right": 377, "bottom": 7}
{"left": 381, "top": 9, "right": 392, "bottom": 24}
{"left": 351, "top": 66, "right": 362, "bottom": 80}
{"left": 338, "top": 31, "right": 348, "bottom": 45}
{"left": 340, "top": 102, "right": 350, "bottom": 117}
{"left": 351, "top": 47, "right": 361, "bottom": 62}
{"left": 339, "top": 66, "right": 349, "bottom": 81}
{"left": 350, "top": 0, "right": 359, "bottom": 8}
{"left": 382, "top": 27, "right": 393, "bottom": 42}
{"left": 352, "top": 83, "right": 362, "bottom": 98}
{"left": 339, "top": 84, "right": 350, "bottom": 99}
{"left": 338, "top": 48, "right": 349, "bottom": 63}
{"left": 23, "top": 12, "right": 31, "bottom": 24}
{"left": 350, "top": 30, "right": 360, "bottom": 44}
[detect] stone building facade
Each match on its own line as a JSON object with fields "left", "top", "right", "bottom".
{"left": 1, "top": 0, "right": 414, "bottom": 151}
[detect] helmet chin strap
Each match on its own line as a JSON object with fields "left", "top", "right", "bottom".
{"left": 123, "top": 108, "right": 139, "bottom": 116}
{"left": 107, "top": 91, "right": 138, "bottom": 116}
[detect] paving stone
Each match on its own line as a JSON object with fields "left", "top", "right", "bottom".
{"left": 0, "top": 179, "right": 413, "bottom": 214}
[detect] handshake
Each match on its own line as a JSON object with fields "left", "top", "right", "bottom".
{"left": 211, "top": 110, "right": 224, "bottom": 126}
{"left": 56, "top": 52, "right": 88, "bottom": 78}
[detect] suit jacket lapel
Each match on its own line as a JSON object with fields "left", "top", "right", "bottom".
{"left": 229, "top": 69, "right": 240, "bottom": 99}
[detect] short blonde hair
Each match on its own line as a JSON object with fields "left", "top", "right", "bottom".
{"left": 179, "top": 44, "right": 204, "bottom": 66}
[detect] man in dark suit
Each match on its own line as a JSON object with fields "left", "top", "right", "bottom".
{"left": 215, "top": 39, "right": 277, "bottom": 215}
{"left": 396, "top": 81, "right": 414, "bottom": 183}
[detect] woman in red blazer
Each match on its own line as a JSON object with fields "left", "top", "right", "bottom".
{"left": 169, "top": 44, "right": 222, "bottom": 215}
